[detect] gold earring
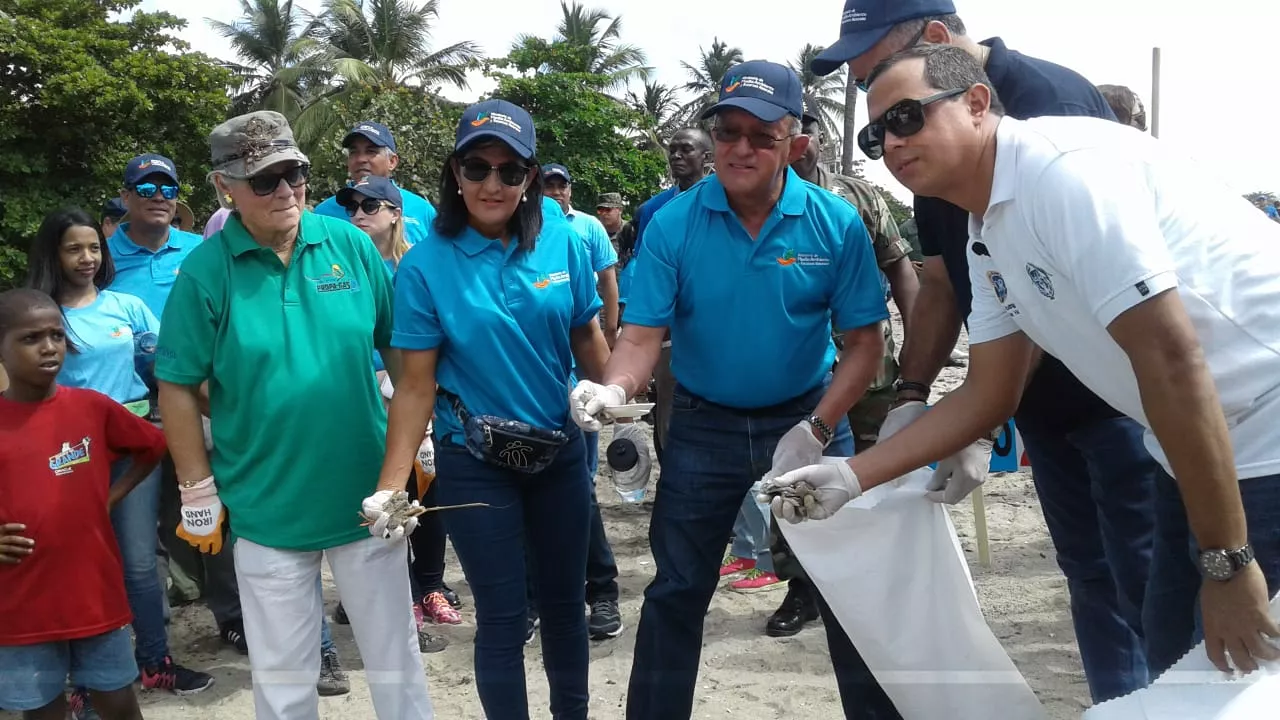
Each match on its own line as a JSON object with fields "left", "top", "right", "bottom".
{"left": 223, "top": 194, "right": 233, "bottom": 205}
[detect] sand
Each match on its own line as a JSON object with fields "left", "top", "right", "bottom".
{"left": 3, "top": 320, "right": 1094, "bottom": 720}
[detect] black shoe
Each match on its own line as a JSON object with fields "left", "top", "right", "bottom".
{"left": 441, "top": 584, "right": 462, "bottom": 609}
{"left": 140, "top": 656, "right": 215, "bottom": 696}
{"left": 765, "top": 587, "right": 819, "bottom": 638}
{"left": 525, "top": 611, "right": 540, "bottom": 645}
{"left": 334, "top": 602, "right": 350, "bottom": 625}
{"left": 219, "top": 619, "right": 249, "bottom": 655}
{"left": 317, "top": 647, "right": 350, "bottom": 696}
{"left": 588, "top": 600, "right": 624, "bottom": 640}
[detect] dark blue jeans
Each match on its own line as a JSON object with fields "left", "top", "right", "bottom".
{"left": 1020, "top": 418, "right": 1158, "bottom": 703}
{"left": 109, "top": 459, "right": 170, "bottom": 667}
{"left": 437, "top": 429, "right": 591, "bottom": 720}
{"left": 1143, "top": 469, "right": 1280, "bottom": 678}
{"left": 584, "top": 432, "right": 620, "bottom": 604}
{"left": 627, "top": 383, "right": 899, "bottom": 720}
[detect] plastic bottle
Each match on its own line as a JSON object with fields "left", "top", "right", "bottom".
{"left": 607, "top": 423, "right": 652, "bottom": 503}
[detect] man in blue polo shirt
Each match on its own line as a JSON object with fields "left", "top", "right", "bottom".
{"left": 314, "top": 121, "right": 436, "bottom": 244}
{"left": 543, "top": 163, "right": 620, "bottom": 346}
{"left": 811, "top": 0, "right": 1164, "bottom": 704}
{"left": 569, "top": 60, "right": 892, "bottom": 720}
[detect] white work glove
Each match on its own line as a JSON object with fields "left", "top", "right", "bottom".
{"left": 176, "top": 476, "right": 227, "bottom": 555}
{"left": 568, "top": 380, "right": 627, "bottom": 432}
{"left": 927, "top": 438, "right": 993, "bottom": 504}
{"left": 758, "top": 462, "right": 863, "bottom": 524}
{"left": 361, "top": 489, "right": 421, "bottom": 542}
{"left": 763, "top": 421, "right": 826, "bottom": 483}
{"left": 380, "top": 373, "right": 395, "bottom": 400}
{"left": 878, "top": 401, "right": 927, "bottom": 441}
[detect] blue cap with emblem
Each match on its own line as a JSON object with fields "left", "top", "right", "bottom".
{"left": 701, "top": 60, "right": 804, "bottom": 123}
{"left": 542, "top": 163, "right": 571, "bottom": 184}
{"left": 336, "top": 175, "right": 403, "bottom": 209}
{"left": 455, "top": 100, "right": 537, "bottom": 160}
{"left": 811, "top": 0, "right": 957, "bottom": 77}
{"left": 343, "top": 121, "right": 397, "bottom": 153}
{"left": 124, "top": 153, "right": 179, "bottom": 186}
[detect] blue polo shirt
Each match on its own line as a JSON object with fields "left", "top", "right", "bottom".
{"left": 621, "top": 185, "right": 682, "bottom": 305}
{"left": 564, "top": 209, "right": 618, "bottom": 273}
{"left": 60, "top": 290, "right": 159, "bottom": 405}
{"left": 106, "top": 224, "right": 203, "bottom": 316}
{"left": 625, "top": 168, "right": 888, "bottom": 409}
{"left": 392, "top": 221, "right": 603, "bottom": 444}
{"left": 314, "top": 182, "right": 437, "bottom": 245}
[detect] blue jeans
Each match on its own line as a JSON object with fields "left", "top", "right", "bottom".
{"left": 109, "top": 459, "right": 169, "bottom": 668}
{"left": 1143, "top": 469, "right": 1280, "bottom": 677}
{"left": 583, "top": 431, "right": 620, "bottom": 604}
{"left": 627, "top": 382, "right": 898, "bottom": 720}
{"left": 730, "top": 492, "right": 774, "bottom": 573}
{"left": 437, "top": 428, "right": 592, "bottom": 720}
{"left": 0, "top": 627, "right": 138, "bottom": 711}
{"left": 1020, "top": 418, "right": 1158, "bottom": 703}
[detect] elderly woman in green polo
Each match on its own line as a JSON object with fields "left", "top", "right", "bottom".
{"left": 153, "top": 111, "right": 435, "bottom": 720}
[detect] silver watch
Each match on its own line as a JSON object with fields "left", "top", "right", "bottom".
{"left": 1198, "top": 544, "right": 1255, "bottom": 582}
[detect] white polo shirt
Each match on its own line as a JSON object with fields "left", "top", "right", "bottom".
{"left": 967, "top": 116, "right": 1280, "bottom": 479}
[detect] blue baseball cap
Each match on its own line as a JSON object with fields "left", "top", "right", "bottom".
{"left": 455, "top": 100, "right": 536, "bottom": 160}
{"left": 343, "top": 121, "right": 397, "bottom": 153}
{"left": 102, "top": 197, "right": 127, "bottom": 219}
{"left": 812, "top": 0, "right": 957, "bottom": 77}
{"left": 701, "top": 60, "right": 803, "bottom": 124}
{"left": 542, "top": 163, "right": 571, "bottom": 184}
{"left": 124, "top": 153, "right": 179, "bottom": 186}
{"left": 337, "top": 175, "right": 403, "bottom": 209}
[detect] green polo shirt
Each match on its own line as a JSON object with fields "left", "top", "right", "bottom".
{"left": 155, "top": 211, "right": 394, "bottom": 551}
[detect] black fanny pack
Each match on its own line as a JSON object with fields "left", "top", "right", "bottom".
{"left": 439, "top": 389, "right": 568, "bottom": 474}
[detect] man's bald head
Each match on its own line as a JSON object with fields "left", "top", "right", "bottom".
{"left": 667, "top": 127, "right": 712, "bottom": 186}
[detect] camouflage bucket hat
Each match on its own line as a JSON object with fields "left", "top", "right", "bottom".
{"left": 209, "top": 111, "right": 310, "bottom": 178}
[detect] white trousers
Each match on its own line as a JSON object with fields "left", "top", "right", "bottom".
{"left": 234, "top": 536, "right": 434, "bottom": 720}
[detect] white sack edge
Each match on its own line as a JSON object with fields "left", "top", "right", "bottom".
{"left": 780, "top": 462, "right": 1046, "bottom": 720}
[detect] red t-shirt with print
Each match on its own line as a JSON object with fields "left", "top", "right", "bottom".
{"left": 0, "top": 386, "right": 166, "bottom": 645}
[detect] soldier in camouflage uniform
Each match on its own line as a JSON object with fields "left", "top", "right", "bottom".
{"left": 760, "top": 111, "right": 921, "bottom": 638}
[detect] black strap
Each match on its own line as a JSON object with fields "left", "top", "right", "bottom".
{"left": 437, "top": 388, "right": 469, "bottom": 424}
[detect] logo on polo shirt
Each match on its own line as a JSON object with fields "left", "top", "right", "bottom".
{"left": 310, "top": 263, "right": 361, "bottom": 294}
{"left": 1026, "top": 263, "right": 1055, "bottom": 300}
{"left": 776, "top": 249, "right": 831, "bottom": 267}
{"left": 533, "top": 271, "right": 571, "bottom": 289}
{"left": 110, "top": 326, "right": 125, "bottom": 338}
{"left": 987, "top": 271, "right": 1008, "bottom": 303}
{"left": 726, "top": 75, "right": 775, "bottom": 96}
{"left": 49, "top": 437, "right": 93, "bottom": 476}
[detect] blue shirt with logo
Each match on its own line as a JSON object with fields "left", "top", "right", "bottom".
{"left": 59, "top": 290, "right": 159, "bottom": 404}
{"left": 314, "top": 183, "right": 437, "bottom": 246}
{"left": 563, "top": 209, "right": 618, "bottom": 273}
{"left": 106, "top": 224, "right": 203, "bottom": 316}
{"left": 391, "top": 221, "right": 603, "bottom": 444}
{"left": 621, "top": 185, "right": 682, "bottom": 305}
{"left": 625, "top": 168, "right": 888, "bottom": 409}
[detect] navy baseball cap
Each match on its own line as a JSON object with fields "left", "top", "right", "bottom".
{"left": 455, "top": 100, "right": 537, "bottom": 160}
{"left": 701, "top": 60, "right": 803, "bottom": 124}
{"left": 542, "top": 163, "right": 571, "bottom": 184}
{"left": 102, "top": 198, "right": 127, "bottom": 219}
{"left": 124, "top": 154, "right": 179, "bottom": 186}
{"left": 343, "top": 121, "right": 397, "bottom": 153}
{"left": 337, "top": 175, "right": 403, "bottom": 209}
{"left": 812, "top": 0, "right": 957, "bottom": 77}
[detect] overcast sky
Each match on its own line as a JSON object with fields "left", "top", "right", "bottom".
{"left": 138, "top": 0, "right": 1279, "bottom": 202}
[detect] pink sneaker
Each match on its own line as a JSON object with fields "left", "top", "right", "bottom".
{"left": 421, "top": 592, "right": 462, "bottom": 625}
{"left": 719, "top": 555, "right": 756, "bottom": 577}
{"left": 730, "top": 569, "right": 783, "bottom": 593}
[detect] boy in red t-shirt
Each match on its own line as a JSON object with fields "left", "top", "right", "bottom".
{"left": 0, "top": 289, "right": 166, "bottom": 720}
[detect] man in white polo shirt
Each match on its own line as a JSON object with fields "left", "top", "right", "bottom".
{"left": 767, "top": 43, "right": 1280, "bottom": 678}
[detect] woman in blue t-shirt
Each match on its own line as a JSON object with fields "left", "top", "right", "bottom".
{"left": 364, "top": 100, "right": 609, "bottom": 720}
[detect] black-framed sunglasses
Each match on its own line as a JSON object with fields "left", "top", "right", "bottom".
{"left": 710, "top": 126, "right": 796, "bottom": 150}
{"left": 854, "top": 25, "right": 928, "bottom": 92}
{"left": 458, "top": 158, "right": 530, "bottom": 187}
{"left": 132, "top": 183, "right": 179, "bottom": 200}
{"left": 857, "top": 88, "right": 968, "bottom": 161}
{"left": 246, "top": 164, "right": 310, "bottom": 196}
{"left": 342, "top": 198, "right": 394, "bottom": 217}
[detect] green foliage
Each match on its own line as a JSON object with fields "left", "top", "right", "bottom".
{"left": 0, "top": 0, "right": 232, "bottom": 289}
{"left": 510, "top": 1, "right": 648, "bottom": 88}
{"left": 488, "top": 69, "right": 666, "bottom": 212}
{"left": 876, "top": 185, "right": 913, "bottom": 226}
{"left": 305, "top": 86, "right": 464, "bottom": 205}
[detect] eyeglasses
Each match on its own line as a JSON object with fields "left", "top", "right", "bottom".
{"left": 133, "top": 183, "right": 179, "bottom": 200}
{"left": 857, "top": 88, "right": 968, "bottom": 160}
{"left": 853, "top": 25, "right": 928, "bottom": 92}
{"left": 459, "top": 158, "right": 529, "bottom": 187}
{"left": 245, "top": 164, "right": 310, "bottom": 196}
{"left": 343, "top": 198, "right": 395, "bottom": 217}
{"left": 710, "top": 126, "right": 796, "bottom": 150}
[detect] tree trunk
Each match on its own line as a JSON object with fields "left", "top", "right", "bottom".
{"left": 840, "top": 73, "right": 858, "bottom": 176}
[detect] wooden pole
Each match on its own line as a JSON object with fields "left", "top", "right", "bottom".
{"left": 1151, "top": 47, "right": 1162, "bottom": 138}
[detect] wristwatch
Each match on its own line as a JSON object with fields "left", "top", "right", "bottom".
{"left": 807, "top": 415, "right": 834, "bottom": 448}
{"left": 1198, "top": 544, "right": 1255, "bottom": 581}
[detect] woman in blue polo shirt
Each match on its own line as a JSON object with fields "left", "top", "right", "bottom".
{"left": 367, "top": 99, "right": 609, "bottom": 720}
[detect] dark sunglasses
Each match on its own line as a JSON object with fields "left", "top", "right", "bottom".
{"left": 459, "top": 158, "right": 529, "bottom": 187}
{"left": 343, "top": 198, "right": 394, "bottom": 217}
{"left": 857, "top": 88, "right": 968, "bottom": 161}
{"left": 246, "top": 164, "right": 310, "bottom": 196}
{"left": 710, "top": 126, "right": 795, "bottom": 150}
{"left": 133, "top": 183, "right": 179, "bottom": 200}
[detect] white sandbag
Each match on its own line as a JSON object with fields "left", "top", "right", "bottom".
{"left": 1083, "top": 593, "right": 1280, "bottom": 720}
{"left": 780, "top": 463, "right": 1045, "bottom": 720}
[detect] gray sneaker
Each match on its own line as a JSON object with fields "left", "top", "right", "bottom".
{"left": 317, "top": 647, "right": 350, "bottom": 696}
{"left": 418, "top": 627, "right": 449, "bottom": 653}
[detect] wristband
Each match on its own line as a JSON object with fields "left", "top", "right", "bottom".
{"left": 895, "top": 380, "right": 931, "bottom": 397}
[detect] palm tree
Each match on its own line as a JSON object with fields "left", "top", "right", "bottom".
{"left": 510, "top": 1, "right": 648, "bottom": 88}
{"left": 207, "top": 0, "right": 329, "bottom": 118}
{"left": 790, "top": 44, "right": 846, "bottom": 137}
{"left": 680, "top": 38, "right": 743, "bottom": 120}
{"left": 627, "top": 81, "right": 688, "bottom": 151}
{"left": 316, "top": 0, "right": 481, "bottom": 90}
{"left": 841, "top": 74, "right": 858, "bottom": 176}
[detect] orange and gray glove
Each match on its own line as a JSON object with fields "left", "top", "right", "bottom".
{"left": 176, "top": 476, "right": 227, "bottom": 554}
{"left": 413, "top": 431, "right": 436, "bottom": 499}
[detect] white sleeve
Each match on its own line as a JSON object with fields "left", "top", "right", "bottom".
{"left": 966, "top": 244, "right": 1021, "bottom": 345}
{"left": 1027, "top": 152, "right": 1178, "bottom": 327}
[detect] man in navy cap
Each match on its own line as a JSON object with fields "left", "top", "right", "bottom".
{"left": 100, "top": 197, "right": 127, "bottom": 239}
{"left": 314, "top": 121, "right": 437, "bottom": 245}
{"left": 543, "top": 162, "right": 621, "bottom": 347}
{"left": 808, "top": 0, "right": 1166, "bottom": 705}
{"left": 569, "top": 59, "right": 894, "bottom": 719}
